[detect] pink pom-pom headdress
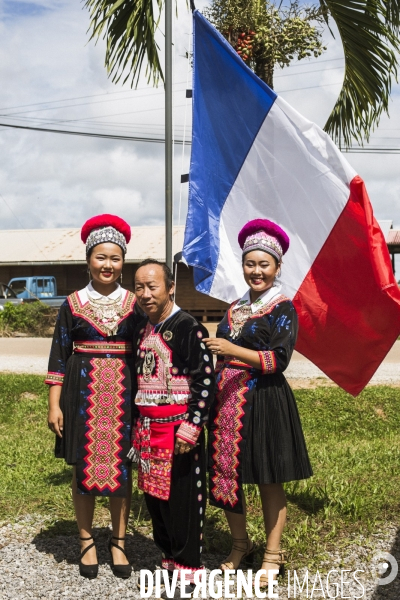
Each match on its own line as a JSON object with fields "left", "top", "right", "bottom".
{"left": 238, "top": 219, "right": 290, "bottom": 262}
{"left": 81, "top": 214, "right": 131, "bottom": 255}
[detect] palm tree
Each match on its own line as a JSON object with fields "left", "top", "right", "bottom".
{"left": 85, "top": 0, "right": 400, "bottom": 147}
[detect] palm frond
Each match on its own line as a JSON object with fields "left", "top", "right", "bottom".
{"left": 320, "top": 0, "right": 399, "bottom": 147}
{"left": 383, "top": 0, "right": 400, "bottom": 30}
{"left": 84, "top": 0, "right": 164, "bottom": 87}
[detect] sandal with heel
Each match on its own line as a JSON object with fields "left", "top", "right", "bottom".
{"left": 108, "top": 535, "right": 132, "bottom": 578}
{"left": 220, "top": 534, "right": 255, "bottom": 572}
{"left": 259, "top": 548, "right": 287, "bottom": 588}
{"left": 79, "top": 535, "right": 98, "bottom": 579}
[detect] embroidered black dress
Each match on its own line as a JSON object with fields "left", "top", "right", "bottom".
{"left": 208, "top": 290, "right": 313, "bottom": 514}
{"left": 45, "top": 286, "right": 140, "bottom": 497}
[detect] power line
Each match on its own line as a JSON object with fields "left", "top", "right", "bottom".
{"left": 2, "top": 121, "right": 400, "bottom": 154}
{"left": 0, "top": 81, "right": 188, "bottom": 113}
{"left": 275, "top": 57, "right": 344, "bottom": 70}
{"left": 0, "top": 90, "right": 141, "bottom": 113}
{"left": 275, "top": 65, "right": 344, "bottom": 78}
{"left": 0, "top": 117, "right": 189, "bottom": 135}
{"left": 0, "top": 86, "right": 187, "bottom": 118}
{"left": 0, "top": 103, "right": 187, "bottom": 128}
{"left": 0, "top": 113, "right": 187, "bottom": 134}
{"left": 344, "top": 147, "right": 400, "bottom": 154}
{"left": 278, "top": 81, "right": 343, "bottom": 93}
{"left": 0, "top": 60, "right": 345, "bottom": 114}
{"left": 0, "top": 121, "right": 190, "bottom": 144}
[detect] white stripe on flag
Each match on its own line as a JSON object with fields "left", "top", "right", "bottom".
{"left": 210, "top": 97, "right": 357, "bottom": 302}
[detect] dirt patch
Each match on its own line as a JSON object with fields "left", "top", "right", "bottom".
{"left": 18, "top": 392, "right": 40, "bottom": 401}
{"left": 287, "top": 378, "right": 400, "bottom": 390}
{"left": 287, "top": 378, "right": 336, "bottom": 389}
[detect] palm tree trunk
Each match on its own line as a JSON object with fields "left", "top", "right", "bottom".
{"left": 255, "top": 59, "right": 274, "bottom": 89}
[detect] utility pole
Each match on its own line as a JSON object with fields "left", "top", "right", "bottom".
{"left": 165, "top": 0, "right": 173, "bottom": 270}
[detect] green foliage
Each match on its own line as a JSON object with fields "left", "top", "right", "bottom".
{"left": 206, "top": 0, "right": 400, "bottom": 145}
{"left": 0, "top": 302, "right": 57, "bottom": 337}
{"left": 321, "top": 0, "right": 400, "bottom": 147}
{"left": 206, "top": 385, "right": 400, "bottom": 568}
{"left": 0, "top": 374, "right": 144, "bottom": 531}
{"left": 205, "top": 0, "right": 326, "bottom": 87}
{"left": 1, "top": 375, "right": 399, "bottom": 569}
{"left": 86, "top": 0, "right": 400, "bottom": 145}
{"left": 85, "top": 0, "right": 164, "bottom": 87}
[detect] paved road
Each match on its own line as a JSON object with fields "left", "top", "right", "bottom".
{"left": 0, "top": 337, "right": 399, "bottom": 384}
{"left": 0, "top": 337, "right": 52, "bottom": 357}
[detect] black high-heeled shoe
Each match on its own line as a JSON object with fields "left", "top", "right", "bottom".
{"left": 79, "top": 535, "right": 98, "bottom": 579}
{"left": 108, "top": 535, "right": 132, "bottom": 578}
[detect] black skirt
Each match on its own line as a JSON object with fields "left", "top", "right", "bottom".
{"left": 208, "top": 370, "right": 313, "bottom": 514}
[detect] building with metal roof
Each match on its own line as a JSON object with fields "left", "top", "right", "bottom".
{"left": 0, "top": 222, "right": 398, "bottom": 318}
{"left": 0, "top": 225, "right": 185, "bottom": 265}
{"left": 0, "top": 226, "right": 227, "bottom": 323}
{"left": 377, "top": 220, "right": 400, "bottom": 276}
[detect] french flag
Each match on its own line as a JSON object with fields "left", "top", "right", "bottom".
{"left": 182, "top": 11, "right": 400, "bottom": 396}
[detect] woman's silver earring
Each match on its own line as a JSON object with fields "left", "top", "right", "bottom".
{"left": 87, "top": 268, "right": 91, "bottom": 283}
{"left": 120, "top": 272, "right": 123, "bottom": 285}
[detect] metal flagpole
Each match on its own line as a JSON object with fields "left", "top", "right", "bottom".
{"left": 165, "top": 0, "right": 173, "bottom": 270}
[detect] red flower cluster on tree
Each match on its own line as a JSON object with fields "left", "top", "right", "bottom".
{"left": 235, "top": 30, "right": 256, "bottom": 62}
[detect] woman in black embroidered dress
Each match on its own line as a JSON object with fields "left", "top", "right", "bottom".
{"left": 46, "top": 214, "right": 140, "bottom": 579}
{"left": 205, "top": 219, "right": 312, "bottom": 586}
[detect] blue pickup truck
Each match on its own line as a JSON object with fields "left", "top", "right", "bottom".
{"left": 0, "top": 276, "right": 66, "bottom": 310}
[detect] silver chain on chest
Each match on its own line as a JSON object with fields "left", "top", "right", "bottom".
{"left": 230, "top": 305, "right": 252, "bottom": 339}
{"left": 86, "top": 289, "right": 124, "bottom": 336}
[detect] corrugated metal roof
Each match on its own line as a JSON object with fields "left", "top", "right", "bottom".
{"left": 387, "top": 229, "right": 400, "bottom": 246}
{"left": 0, "top": 226, "right": 185, "bottom": 264}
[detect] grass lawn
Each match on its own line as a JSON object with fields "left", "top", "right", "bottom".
{"left": 0, "top": 374, "right": 399, "bottom": 569}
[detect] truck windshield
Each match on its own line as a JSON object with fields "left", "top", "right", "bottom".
{"left": 9, "top": 280, "right": 27, "bottom": 296}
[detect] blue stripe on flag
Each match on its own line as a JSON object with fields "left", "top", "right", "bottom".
{"left": 182, "top": 11, "right": 277, "bottom": 293}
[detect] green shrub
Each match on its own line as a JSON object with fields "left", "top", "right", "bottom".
{"left": 0, "top": 302, "right": 58, "bottom": 337}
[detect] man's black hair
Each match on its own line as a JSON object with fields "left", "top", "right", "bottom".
{"left": 135, "top": 259, "right": 174, "bottom": 289}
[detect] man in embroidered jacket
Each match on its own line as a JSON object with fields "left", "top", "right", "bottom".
{"left": 130, "top": 259, "right": 215, "bottom": 590}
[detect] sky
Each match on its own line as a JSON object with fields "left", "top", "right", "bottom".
{"left": 0, "top": 0, "right": 399, "bottom": 270}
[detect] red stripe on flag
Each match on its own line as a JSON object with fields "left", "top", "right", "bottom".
{"left": 293, "top": 175, "right": 400, "bottom": 396}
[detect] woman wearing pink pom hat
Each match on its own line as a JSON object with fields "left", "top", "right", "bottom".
{"left": 205, "top": 219, "right": 312, "bottom": 586}
{"left": 46, "top": 214, "right": 141, "bottom": 579}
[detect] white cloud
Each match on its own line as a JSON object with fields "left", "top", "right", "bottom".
{"left": 0, "top": 0, "right": 399, "bottom": 269}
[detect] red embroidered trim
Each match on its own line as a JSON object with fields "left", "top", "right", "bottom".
{"left": 227, "top": 294, "right": 290, "bottom": 330}
{"left": 68, "top": 290, "right": 136, "bottom": 337}
{"left": 137, "top": 322, "right": 192, "bottom": 401}
{"left": 138, "top": 447, "right": 174, "bottom": 500}
{"left": 211, "top": 368, "right": 251, "bottom": 507}
{"left": 176, "top": 421, "right": 201, "bottom": 445}
{"left": 222, "top": 355, "right": 252, "bottom": 369}
{"left": 258, "top": 350, "right": 277, "bottom": 374}
{"left": 82, "top": 357, "right": 125, "bottom": 493}
{"left": 44, "top": 371, "right": 64, "bottom": 386}
{"left": 162, "top": 558, "right": 175, "bottom": 571}
{"left": 173, "top": 563, "right": 205, "bottom": 583}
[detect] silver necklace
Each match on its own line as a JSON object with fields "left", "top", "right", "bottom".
{"left": 86, "top": 288, "right": 124, "bottom": 336}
